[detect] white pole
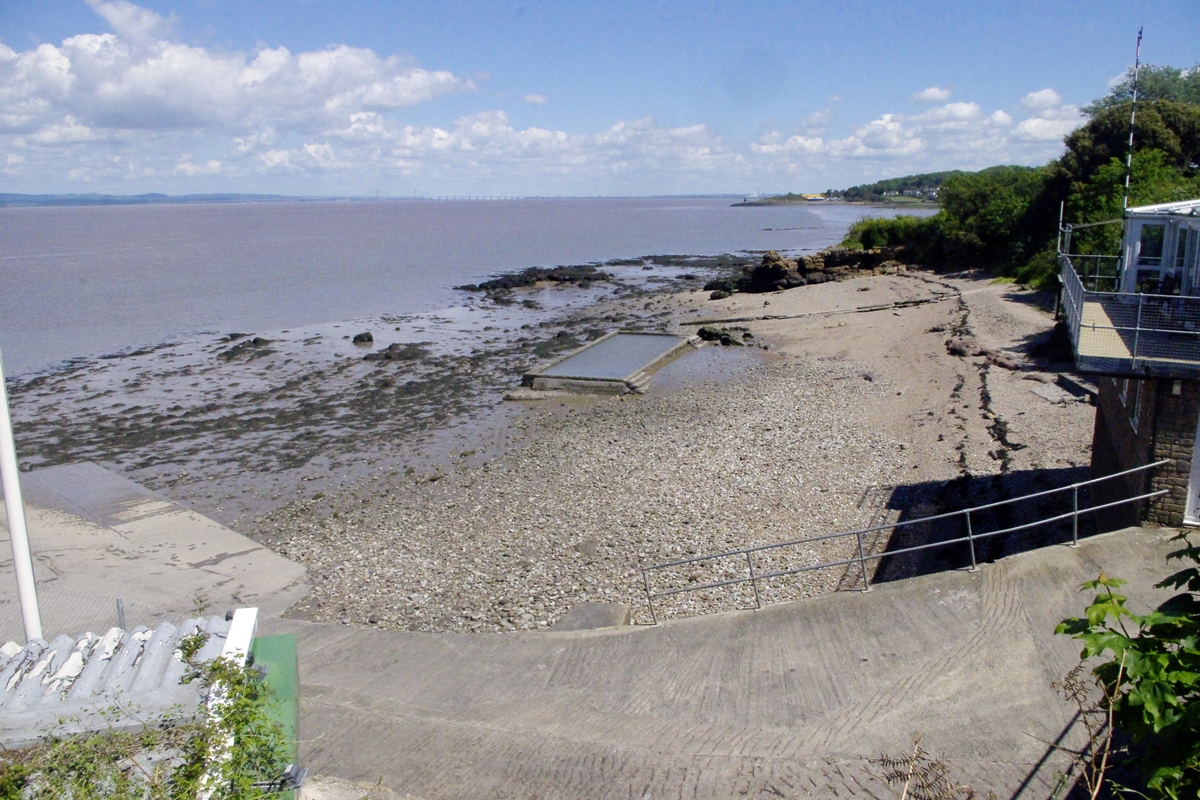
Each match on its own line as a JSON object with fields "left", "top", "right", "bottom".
{"left": 0, "top": 348, "right": 42, "bottom": 642}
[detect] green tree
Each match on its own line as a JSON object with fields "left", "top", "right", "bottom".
{"left": 1056, "top": 532, "right": 1200, "bottom": 798}
{"left": 935, "top": 165, "right": 1051, "bottom": 267}
{"left": 1053, "top": 101, "right": 1200, "bottom": 195}
{"left": 1065, "top": 149, "right": 1200, "bottom": 256}
{"left": 1084, "top": 64, "right": 1200, "bottom": 116}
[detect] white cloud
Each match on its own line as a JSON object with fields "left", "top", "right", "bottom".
{"left": 750, "top": 90, "right": 1082, "bottom": 180}
{"left": 0, "top": 3, "right": 1093, "bottom": 196}
{"left": 173, "top": 158, "right": 220, "bottom": 176}
{"left": 1013, "top": 104, "right": 1082, "bottom": 141}
{"left": 912, "top": 86, "right": 951, "bottom": 103}
{"left": 0, "top": 5, "right": 471, "bottom": 143}
{"left": 30, "top": 115, "right": 95, "bottom": 144}
{"left": 84, "top": 0, "right": 173, "bottom": 44}
{"left": 1021, "top": 88, "right": 1062, "bottom": 110}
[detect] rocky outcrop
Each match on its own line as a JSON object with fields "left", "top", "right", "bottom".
{"left": 706, "top": 245, "right": 914, "bottom": 299}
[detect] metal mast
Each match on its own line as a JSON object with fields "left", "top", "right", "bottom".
{"left": 1122, "top": 27, "right": 1144, "bottom": 210}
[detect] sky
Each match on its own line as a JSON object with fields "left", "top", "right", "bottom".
{"left": 0, "top": 0, "right": 1197, "bottom": 197}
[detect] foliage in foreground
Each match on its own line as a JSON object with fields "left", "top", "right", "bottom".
{"left": 0, "top": 653, "right": 289, "bottom": 799}
{"left": 1055, "top": 531, "right": 1200, "bottom": 798}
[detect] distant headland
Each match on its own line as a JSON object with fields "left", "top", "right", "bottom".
{"left": 732, "top": 170, "right": 961, "bottom": 207}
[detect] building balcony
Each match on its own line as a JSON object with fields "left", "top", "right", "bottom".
{"left": 1061, "top": 252, "right": 1200, "bottom": 379}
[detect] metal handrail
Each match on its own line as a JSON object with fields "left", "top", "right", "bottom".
{"left": 1060, "top": 254, "right": 1200, "bottom": 375}
{"left": 641, "top": 459, "right": 1169, "bottom": 623}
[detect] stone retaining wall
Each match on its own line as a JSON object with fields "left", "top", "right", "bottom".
{"left": 1091, "top": 376, "right": 1200, "bottom": 527}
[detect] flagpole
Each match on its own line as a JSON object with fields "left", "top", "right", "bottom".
{"left": 0, "top": 348, "right": 43, "bottom": 642}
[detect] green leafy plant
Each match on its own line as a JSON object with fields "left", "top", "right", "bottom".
{"left": 1056, "top": 532, "right": 1200, "bottom": 798}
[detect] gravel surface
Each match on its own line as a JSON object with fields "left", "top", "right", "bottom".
{"left": 262, "top": 349, "right": 910, "bottom": 630}
{"left": 258, "top": 268, "right": 1095, "bottom": 633}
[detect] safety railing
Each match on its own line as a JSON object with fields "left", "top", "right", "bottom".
{"left": 1060, "top": 254, "right": 1200, "bottom": 378}
{"left": 641, "top": 460, "right": 1168, "bottom": 623}
{"left": 1065, "top": 253, "right": 1123, "bottom": 293}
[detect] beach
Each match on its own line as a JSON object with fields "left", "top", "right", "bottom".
{"left": 2, "top": 197, "right": 1093, "bottom": 634}
{"left": 249, "top": 269, "right": 1093, "bottom": 631}
{"left": 5, "top": 254, "right": 1091, "bottom": 633}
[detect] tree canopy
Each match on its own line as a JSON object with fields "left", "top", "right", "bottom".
{"left": 1084, "top": 63, "right": 1200, "bottom": 116}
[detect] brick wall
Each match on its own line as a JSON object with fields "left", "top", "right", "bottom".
{"left": 1091, "top": 377, "right": 1158, "bottom": 529}
{"left": 1090, "top": 377, "right": 1200, "bottom": 528}
{"left": 1147, "top": 379, "right": 1200, "bottom": 525}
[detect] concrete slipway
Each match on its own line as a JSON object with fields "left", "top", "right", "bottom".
{"left": 268, "top": 527, "right": 1181, "bottom": 799}
{"left": 0, "top": 464, "right": 1185, "bottom": 797}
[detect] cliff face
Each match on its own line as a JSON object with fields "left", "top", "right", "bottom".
{"left": 705, "top": 247, "right": 914, "bottom": 297}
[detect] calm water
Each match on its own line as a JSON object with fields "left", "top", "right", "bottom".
{"left": 0, "top": 197, "right": 926, "bottom": 375}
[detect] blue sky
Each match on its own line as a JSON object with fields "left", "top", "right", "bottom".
{"left": 1, "top": 0, "right": 1196, "bottom": 196}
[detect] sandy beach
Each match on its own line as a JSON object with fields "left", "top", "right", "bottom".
{"left": 8, "top": 260, "right": 1095, "bottom": 633}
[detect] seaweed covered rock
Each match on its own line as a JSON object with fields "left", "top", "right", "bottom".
{"left": 742, "top": 250, "right": 806, "bottom": 293}
{"left": 364, "top": 342, "right": 430, "bottom": 361}
{"left": 218, "top": 337, "right": 272, "bottom": 360}
{"left": 697, "top": 325, "right": 747, "bottom": 346}
{"left": 455, "top": 264, "right": 611, "bottom": 292}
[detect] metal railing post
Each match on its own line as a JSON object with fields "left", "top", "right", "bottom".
{"left": 642, "top": 570, "right": 657, "bottom": 626}
{"left": 856, "top": 531, "right": 871, "bottom": 592}
{"left": 116, "top": 597, "right": 127, "bottom": 630}
{"left": 964, "top": 510, "right": 978, "bottom": 572}
{"left": 746, "top": 551, "right": 761, "bottom": 609}
{"left": 1133, "top": 293, "right": 1144, "bottom": 360}
{"left": 1071, "top": 485, "right": 1079, "bottom": 547}
{"left": 642, "top": 459, "right": 1168, "bottom": 621}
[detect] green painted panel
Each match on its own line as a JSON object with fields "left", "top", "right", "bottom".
{"left": 251, "top": 634, "right": 299, "bottom": 765}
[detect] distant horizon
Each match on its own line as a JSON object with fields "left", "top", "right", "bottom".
{"left": 0, "top": 190, "right": 763, "bottom": 208}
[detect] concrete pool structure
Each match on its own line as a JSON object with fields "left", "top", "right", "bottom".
{"left": 522, "top": 331, "right": 694, "bottom": 394}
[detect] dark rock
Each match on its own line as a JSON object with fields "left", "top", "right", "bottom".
{"left": 987, "top": 352, "right": 1020, "bottom": 370}
{"left": 709, "top": 290, "right": 731, "bottom": 300}
{"left": 352, "top": 331, "right": 374, "bottom": 345}
{"left": 946, "top": 336, "right": 985, "bottom": 357}
{"left": 363, "top": 342, "right": 430, "bottom": 362}
{"left": 742, "top": 250, "right": 805, "bottom": 293}
{"left": 703, "top": 277, "right": 738, "bottom": 293}
{"left": 698, "top": 325, "right": 746, "bottom": 347}
{"left": 218, "top": 336, "right": 272, "bottom": 360}
{"left": 455, "top": 264, "right": 611, "bottom": 292}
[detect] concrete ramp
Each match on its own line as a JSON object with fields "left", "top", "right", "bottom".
{"left": 274, "top": 526, "right": 1183, "bottom": 799}
{"left": 1, "top": 462, "right": 309, "bottom": 637}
